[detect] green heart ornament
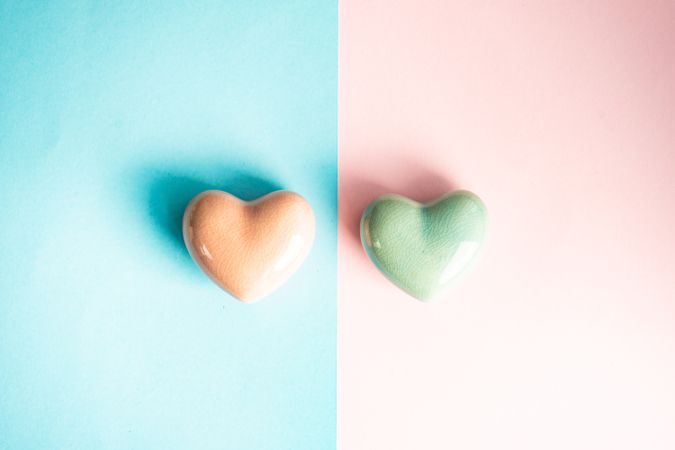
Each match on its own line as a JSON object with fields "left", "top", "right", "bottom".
{"left": 360, "top": 190, "right": 488, "bottom": 301}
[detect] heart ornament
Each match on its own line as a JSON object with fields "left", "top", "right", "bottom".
{"left": 183, "top": 190, "right": 315, "bottom": 302}
{"left": 360, "top": 190, "right": 487, "bottom": 301}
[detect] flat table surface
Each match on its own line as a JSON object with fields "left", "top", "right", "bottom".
{"left": 2, "top": 1, "right": 675, "bottom": 450}
{"left": 0, "top": 2, "right": 337, "bottom": 449}
{"left": 338, "top": 1, "right": 675, "bottom": 449}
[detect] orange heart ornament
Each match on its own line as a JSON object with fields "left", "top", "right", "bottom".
{"left": 182, "top": 190, "right": 316, "bottom": 302}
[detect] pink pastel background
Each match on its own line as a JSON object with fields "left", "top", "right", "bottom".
{"left": 338, "top": 1, "right": 675, "bottom": 449}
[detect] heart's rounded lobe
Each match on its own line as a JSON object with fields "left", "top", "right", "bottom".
{"left": 183, "top": 190, "right": 315, "bottom": 302}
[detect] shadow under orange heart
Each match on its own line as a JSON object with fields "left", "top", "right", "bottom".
{"left": 182, "top": 190, "right": 315, "bottom": 302}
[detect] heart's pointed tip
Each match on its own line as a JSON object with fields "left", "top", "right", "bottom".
{"left": 409, "top": 294, "right": 434, "bottom": 303}
{"left": 232, "top": 294, "right": 264, "bottom": 304}
{"left": 402, "top": 287, "right": 439, "bottom": 303}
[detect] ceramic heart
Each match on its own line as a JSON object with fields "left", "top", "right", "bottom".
{"left": 183, "top": 190, "right": 315, "bottom": 302}
{"left": 360, "top": 190, "right": 487, "bottom": 301}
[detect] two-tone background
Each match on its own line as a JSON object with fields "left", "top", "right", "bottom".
{"left": 1, "top": 1, "right": 674, "bottom": 449}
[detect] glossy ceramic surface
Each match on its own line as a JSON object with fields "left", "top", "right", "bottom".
{"left": 183, "top": 190, "right": 316, "bottom": 302}
{"left": 360, "top": 190, "right": 488, "bottom": 301}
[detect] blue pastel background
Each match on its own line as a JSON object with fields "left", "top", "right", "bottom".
{"left": 0, "top": 1, "right": 336, "bottom": 449}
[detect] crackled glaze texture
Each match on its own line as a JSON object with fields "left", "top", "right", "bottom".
{"left": 183, "top": 190, "right": 315, "bottom": 302}
{"left": 360, "top": 191, "right": 487, "bottom": 301}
